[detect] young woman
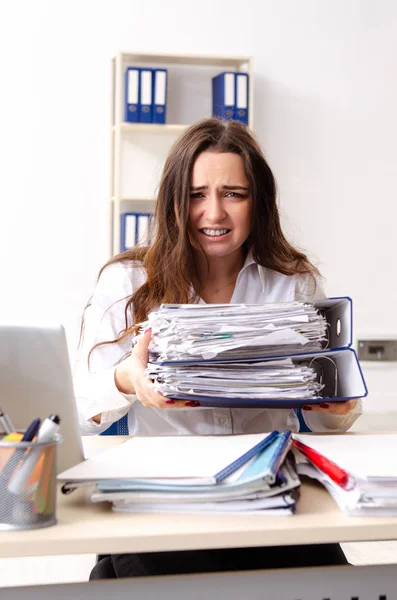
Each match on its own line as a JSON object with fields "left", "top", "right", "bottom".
{"left": 75, "top": 118, "right": 361, "bottom": 578}
{"left": 75, "top": 118, "right": 360, "bottom": 437}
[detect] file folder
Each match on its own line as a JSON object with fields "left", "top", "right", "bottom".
{"left": 139, "top": 68, "right": 153, "bottom": 123}
{"left": 212, "top": 72, "right": 235, "bottom": 120}
{"left": 153, "top": 68, "right": 167, "bottom": 124}
{"left": 151, "top": 297, "right": 353, "bottom": 366}
{"left": 120, "top": 212, "right": 153, "bottom": 251}
{"left": 120, "top": 213, "right": 138, "bottom": 251}
{"left": 234, "top": 72, "right": 249, "bottom": 125}
{"left": 136, "top": 213, "right": 151, "bottom": 246}
{"left": 124, "top": 67, "right": 140, "bottom": 123}
{"left": 168, "top": 348, "right": 368, "bottom": 409}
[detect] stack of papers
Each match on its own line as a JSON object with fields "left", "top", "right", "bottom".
{"left": 294, "top": 434, "right": 397, "bottom": 516}
{"left": 59, "top": 432, "right": 301, "bottom": 515}
{"left": 148, "top": 359, "right": 324, "bottom": 400}
{"left": 143, "top": 302, "right": 327, "bottom": 406}
{"left": 147, "top": 303, "right": 327, "bottom": 363}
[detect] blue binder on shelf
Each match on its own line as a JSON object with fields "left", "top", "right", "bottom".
{"left": 212, "top": 72, "right": 235, "bottom": 121}
{"left": 124, "top": 67, "right": 140, "bottom": 123}
{"left": 139, "top": 68, "right": 153, "bottom": 123}
{"left": 234, "top": 72, "right": 249, "bottom": 125}
{"left": 152, "top": 68, "right": 167, "bottom": 124}
{"left": 120, "top": 212, "right": 153, "bottom": 252}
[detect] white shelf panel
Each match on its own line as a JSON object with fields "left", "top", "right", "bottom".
{"left": 116, "top": 123, "right": 188, "bottom": 134}
{"left": 117, "top": 51, "right": 251, "bottom": 68}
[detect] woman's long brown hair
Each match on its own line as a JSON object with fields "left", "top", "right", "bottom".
{"left": 87, "top": 118, "right": 320, "bottom": 360}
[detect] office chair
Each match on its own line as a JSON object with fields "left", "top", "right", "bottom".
{"left": 294, "top": 408, "right": 311, "bottom": 432}
{"left": 100, "top": 414, "right": 129, "bottom": 435}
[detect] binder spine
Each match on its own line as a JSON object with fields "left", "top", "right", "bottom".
{"left": 124, "top": 67, "right": 140, "bottom": 123}
{"left": 153, "top": 69, "right": 167, "bottom": 124}
{"left": 234, "top": 72, "right": 249, "bottom": 125}
{"left": 139, "top": 68, "right": 153, "bottom": 123}
{"left": 212, "top": 72, "right": 235, "bottom": 121}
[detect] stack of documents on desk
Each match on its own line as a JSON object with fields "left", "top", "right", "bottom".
{"left": 147, "top": 303, "right": 327, "bottom": 363}
{"left": 294, "top": 434, "right": 397, "bottom": 516}
{"left": 59, "top": 432, "right": 301, "bottom": 515}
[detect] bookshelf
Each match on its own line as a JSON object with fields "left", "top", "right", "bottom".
{"left": 109, "top": 51, "right": 254, "bottom": 257}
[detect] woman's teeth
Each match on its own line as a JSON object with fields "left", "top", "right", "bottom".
{"left": 201, "top": 228, "right": 230, "bottom": 237}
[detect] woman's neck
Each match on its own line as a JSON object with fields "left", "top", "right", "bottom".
{"left": 194, "top": 249, "right": 246, "bottom": 303}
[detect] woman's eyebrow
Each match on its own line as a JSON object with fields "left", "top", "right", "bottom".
{"left": 222, "top": 185, "right": 249, "bottom": 191}
{"left": 190, "top": 185, "right": 249, "bottom": 191}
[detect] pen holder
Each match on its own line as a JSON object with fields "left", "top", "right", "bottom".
{"left": 0, "top": 433, "right": 62, "bottom": 531}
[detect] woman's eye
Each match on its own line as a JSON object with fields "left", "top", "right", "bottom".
{"left": 226, "top": 192, "right": 244, "bottom": 198}
{"left": 190, "top": 192, "right": 204, "bottom": 199}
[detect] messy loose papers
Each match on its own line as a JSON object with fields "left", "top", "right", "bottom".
{"left": 143, "top": 303, "right": 327, "bottom": 403}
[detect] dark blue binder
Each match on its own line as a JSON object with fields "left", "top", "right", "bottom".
{"left": 234, "top": 72, "right": 249, "bottom": 125}
{"left": 139, "top": 68, "right": 153, "bottom": 123}
{"left": 124, "top": 67, "right": 140, "bottom": 123}
{"left": 152, "top": 68, "right": 167, "bottom": 124}
{"left": 212, "top": 72, "right": 235, "bottom": 121}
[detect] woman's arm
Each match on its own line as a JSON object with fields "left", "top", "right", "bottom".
{"left": 73, "top": 262, "right": 141, "bottom": 434}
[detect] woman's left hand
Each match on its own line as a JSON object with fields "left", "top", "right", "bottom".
{"left": 302, "top": 399, "right": 358, "bottom": 415}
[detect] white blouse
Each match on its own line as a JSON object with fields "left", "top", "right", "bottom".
{"left": 74, "top": 254, "right": 362, "bottom": 436}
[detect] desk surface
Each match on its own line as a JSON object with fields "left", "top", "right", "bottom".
{"left": 2, "top": 434, "right": 397, "bottom": 559}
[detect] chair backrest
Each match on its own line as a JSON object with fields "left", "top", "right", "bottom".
{"left": 294, "top": 408, "right": 311, "bottom": 432}
{"left": 100, "top": 414, "right": 129, "bottom": 436}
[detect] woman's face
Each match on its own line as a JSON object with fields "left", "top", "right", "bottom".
{"left": 188, "top": 151, "right": 251, "bottom": 260}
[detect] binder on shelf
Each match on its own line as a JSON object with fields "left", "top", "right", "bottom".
{"left": 124, "top": 67, "right": 140, "bottom": 123}
{"left": 234, "top": 72, "right": 249, "bottom": 125}
{"left": 120, "top": 212, "right": 153, "bottom": 251}
{"left": 152, "top": 68, "right": 168, "bottom": 124}
{"left": 139, "top": 68, "right": 153, "bottom": 123}
{"left": 212, "top": 72, "right": 235, "bottom": 121}
{"left": 120, "top": 213, "right": 138, "bottom": 251}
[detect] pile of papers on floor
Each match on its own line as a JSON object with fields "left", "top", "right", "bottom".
{"left": 59, "top": 431, "right": 301, "bottom": 516}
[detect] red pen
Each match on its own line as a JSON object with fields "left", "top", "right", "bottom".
{"left": 293, "top": 439, "right": 356, "bottom": 491}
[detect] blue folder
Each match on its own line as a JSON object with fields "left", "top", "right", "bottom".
{"left": 234, "top": 72, "right": 249, "bottom": 125}
{"left": 212, "top": 72, "right": 235, "bottom": 121}
{"left": 139, "top": 68, "right": 153, "bottom": 123}
{"left": 152, "top": 68, "right": 167, "bottom": 124}
{"left": 124, "top": 67, "right": 140, "bottom": 123}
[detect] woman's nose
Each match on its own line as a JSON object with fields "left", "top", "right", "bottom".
{"left": 204, "top": 196, "right": 226, "bottom": 222}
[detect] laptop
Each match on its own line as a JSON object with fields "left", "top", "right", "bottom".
{"left": 0, "top": 323, "right": 84, "bottom": 472}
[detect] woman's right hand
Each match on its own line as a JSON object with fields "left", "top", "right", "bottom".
{"left": 115, "top": 329, "right": 199, "bottom": 409}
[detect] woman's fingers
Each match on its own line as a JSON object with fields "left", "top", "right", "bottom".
{"left": 302, "top": 399, "right": 358, "bottom": 415}
{"left": 133, "top": 328, "right": 152, "bottom": 365}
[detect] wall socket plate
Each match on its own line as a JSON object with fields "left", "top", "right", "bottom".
{"left": 358, "top": 340, "right": 397, "bottom": 361}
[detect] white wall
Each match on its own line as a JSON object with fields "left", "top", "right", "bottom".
{"left": 1, "top": 0, "right": 396, "bottom": 403}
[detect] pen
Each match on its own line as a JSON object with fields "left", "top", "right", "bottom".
{"left": 21, "top": 418, "right": 41, "bottom": 443}
{"left": 292, "top": 439, "right": 355, "bottom": 491}
{"left": 8, "top": 414, "right": 60, "bottom": 495}
{"left": 0, "top": 407, "right": 15, "bottom": 435}
{"left": 0, "top": 419, "right": 41, "bottom": 487}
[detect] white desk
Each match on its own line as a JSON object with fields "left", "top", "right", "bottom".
{"left": 2, "top": 434, "right": 397, "bottom": 599}
{"left": 2, "top": 434, "right": 397, "bottom": 558}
